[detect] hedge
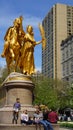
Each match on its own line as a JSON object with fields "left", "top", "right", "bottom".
{"left": 60, "top": 122, "right": 73, "bottom": 128}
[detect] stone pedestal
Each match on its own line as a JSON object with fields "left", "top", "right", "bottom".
{"left": 0, "top": 124, "right": 60, "bottom": 130}
{"left": 0, "top": 72, "right": 35, "bottom": 124}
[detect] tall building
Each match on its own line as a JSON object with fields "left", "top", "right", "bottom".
{"left": 42, "top": 3, "right": 73, "bottom": 79}
{"left": 61, "top": 35, "right": 73, "bottom": 83}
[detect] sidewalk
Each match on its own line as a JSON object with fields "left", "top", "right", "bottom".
{"left": 59, "top": 121, "right": 73, "bottom": 130}
{"left": 60, "top": 128, "right": 72, "bottom": 130}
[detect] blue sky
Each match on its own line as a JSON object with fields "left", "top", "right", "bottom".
{"left": 0, "top": 0, "right": 73, "bottom": 71}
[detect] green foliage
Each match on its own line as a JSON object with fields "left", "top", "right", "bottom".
{"left": 60, "top": 122, "right": 73, "bottom": 128}
{"left": 32, "top": 75, "right": 73, "bottom": 110}
{"left": 0, "top": 67, "right": 8, "bottom": 87}
{"left": 32, "top": 76, "right": 59, "bottom": 109}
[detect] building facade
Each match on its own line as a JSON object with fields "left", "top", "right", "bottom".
{"left": 42, "top": 3, "right": 73, "bottom": 79}
{"left": 61, "top": 35, "right": 73, "bottom": 83}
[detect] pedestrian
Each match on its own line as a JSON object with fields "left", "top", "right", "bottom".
{"left": 48, "top": 108, "right": 58, "bottom": 123}
{"left": 20, "top": 110, "right": 33, "bottom": 125}
{"left": 12, "top": 98, "right": 21, "bottom": 124}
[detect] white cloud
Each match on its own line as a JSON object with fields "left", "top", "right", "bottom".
{"left": 0, "top": 14, "right": 42, "bottom": 29}
{"left": 35, "top": 67, "right": 41, "bottom": 72}
{"left": 0, "top": 58, "right": 6, "bottom": 67}
{"left": 23, "top": 15, "right": 42, "bottom": 28}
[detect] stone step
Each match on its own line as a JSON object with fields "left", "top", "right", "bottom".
{"left": 0, "top": 107, "right": 35, "bottom": 124}
{"left": 0, "top": 124, "right": 60, "bottom": 130}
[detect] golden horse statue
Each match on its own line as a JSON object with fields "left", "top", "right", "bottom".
{"left": 1, "top": 16, "right": 25, "bottom": 73}
{"left": 1, "top": 16, "right": 46, "bottom": 75}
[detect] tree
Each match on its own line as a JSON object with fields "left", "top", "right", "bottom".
{"left": 32, "top": 76, "right": 59, "bottom": 109}
{"left": 0, "top": 66, "right": 8, "bottom": 86}
{"left": 32, "top": 75, "right": 73, "bottom": 110}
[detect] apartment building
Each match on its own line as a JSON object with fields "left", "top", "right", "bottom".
{"left": 61, "top": 35, "right": 73, "bottom": 83}
{"left": 42, "top": 3, "right": 73, "bottom": 79}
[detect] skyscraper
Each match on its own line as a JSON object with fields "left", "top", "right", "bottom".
{"left": 42, "top": 3, "right": 73, "bottom": 79}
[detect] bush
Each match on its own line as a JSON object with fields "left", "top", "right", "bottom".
{"left": 60, "top": 122, "right": 73, "bottom": 128}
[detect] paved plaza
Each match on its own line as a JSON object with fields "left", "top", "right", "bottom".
{"left": 60, "top": 128, "right": 72, "bottom": 130}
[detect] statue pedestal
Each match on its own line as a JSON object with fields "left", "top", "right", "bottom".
{"left": 0, "top": 72, "right": 35, "bottom": 124}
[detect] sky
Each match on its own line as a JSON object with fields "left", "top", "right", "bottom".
{"left": 0, "top": 0, "right": 73, "bottom": 72}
